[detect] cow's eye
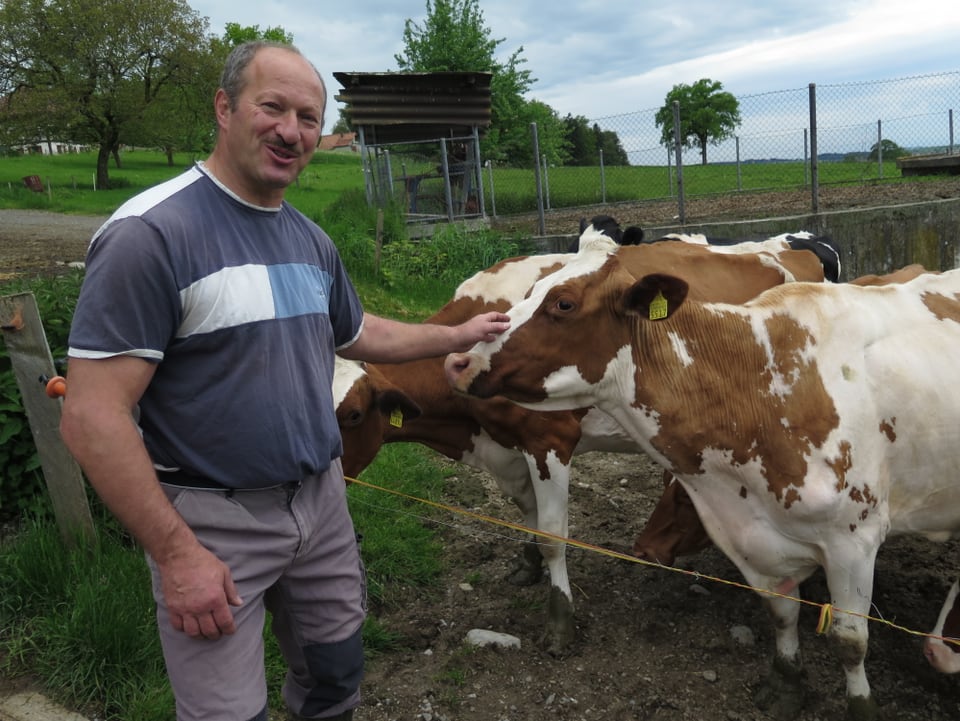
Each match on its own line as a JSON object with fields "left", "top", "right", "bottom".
{"left": 556, "top": 298, "right": 576, "bottom": 312}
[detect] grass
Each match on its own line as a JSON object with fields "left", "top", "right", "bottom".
{"left": 0, "top": 149, "right": 366, "bottom": 217}
{"left": 0, "top": 147, "right": 911, "bottom": 219}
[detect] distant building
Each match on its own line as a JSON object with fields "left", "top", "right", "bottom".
{"left": 318, "top": 132, "right": 358, "bottom": 152}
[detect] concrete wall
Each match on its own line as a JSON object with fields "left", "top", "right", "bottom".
{"left": 532, "top": 197, "right": 960, "bottom": 281}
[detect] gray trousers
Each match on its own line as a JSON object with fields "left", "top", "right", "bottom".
{"left": 148, "top": 460, "right": 366, "bottom": 721}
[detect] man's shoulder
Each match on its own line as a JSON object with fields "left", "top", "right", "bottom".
{"left": 94, "top": 166, "right": 208, "bottom": 244}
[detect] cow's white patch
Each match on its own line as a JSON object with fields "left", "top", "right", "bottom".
{"left": 455, "top": 253, "right": 571, "bottom": 305}
{"left": 332, "top": 356, "right": 365, "bottom": 408}
{"left": 666, "top": 330, "right": 694, "bottom": 367}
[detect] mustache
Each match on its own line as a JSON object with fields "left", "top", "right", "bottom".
{"left": 269, "top": 136, "right": 299, "bottom": 153}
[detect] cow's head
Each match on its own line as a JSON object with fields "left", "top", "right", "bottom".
{"left": 334, "top": 358, "right": 421, "bottom": 479}
{"left": 445, "top": 236, "right": 689, "bottom": 412}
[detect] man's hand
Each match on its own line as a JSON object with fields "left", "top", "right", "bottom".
{"left": 454, "top": 311, "right": 510, "bottom": 350}
{"left": 160, "top": 544, "right": 243, "bottom": 640}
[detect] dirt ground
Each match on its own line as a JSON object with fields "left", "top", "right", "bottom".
{"left": 3, "top": 186, "right": 960, "bottom": 721}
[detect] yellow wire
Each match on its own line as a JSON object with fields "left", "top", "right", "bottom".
{"left": 346, "top": 475, "right": 960, "bottom": 646}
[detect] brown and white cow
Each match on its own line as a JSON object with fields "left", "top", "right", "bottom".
{"left": 926, "top": 580, "right": 960, "bottom": 673}
{"left": 445, "top": 235, "right": 960, "bottom": 720}
{"left": 333, "top": 357, "right": 422, "bottom": 479}
{"left": 633, "top": 262, "right": 934, "bottom": 566}
{"left": 340, "top": 227, "right": 829, "bottom": 655}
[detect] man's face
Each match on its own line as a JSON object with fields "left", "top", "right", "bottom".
{"left": 215, "top": 47, "right": 325, "bottom": 207}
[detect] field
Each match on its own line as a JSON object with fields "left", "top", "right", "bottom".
{"left": 3, "top": 202, "right": 960, "bottom": 721}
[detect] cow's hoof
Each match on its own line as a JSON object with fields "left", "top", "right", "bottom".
{"left": 753, "top": 657, "right": 807, "bottom": 720}
{"left": 506, "top": 544, "right": 543, "bottom": 586}
{"left": 845, "top": 695, "right": 878, "bottom": 721}
{"left": 540, "top": 586, "right": 576, "bottom": 657}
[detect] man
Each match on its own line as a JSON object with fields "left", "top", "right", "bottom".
{"left": 59, "top": 41, "right": 508, "bottom": 721}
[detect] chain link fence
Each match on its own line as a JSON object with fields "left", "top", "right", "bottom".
{"left": 484, "top": 70, "right": 959, "bottom": 229}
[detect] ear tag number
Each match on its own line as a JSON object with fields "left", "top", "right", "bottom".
{"left": 390, "top": 409, "right": 404, "bottom": 428}
{"left": 649, "top": 291, "right": 668, "bottom": 320}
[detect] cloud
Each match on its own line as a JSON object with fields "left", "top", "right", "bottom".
{"left": 189, "top": 0, "right": 959, "bottom": 128}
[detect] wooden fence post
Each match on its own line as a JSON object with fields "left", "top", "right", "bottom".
{"left": 0, "top": 292, "right": 95, "bottom": 547}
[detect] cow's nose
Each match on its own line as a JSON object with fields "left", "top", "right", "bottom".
{"left": 444, "top": 352, "right": 474, "bottom": 391}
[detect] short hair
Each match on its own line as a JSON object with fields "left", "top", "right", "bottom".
{"left": 219, "top": 41, "right": 327, "bottom": 120}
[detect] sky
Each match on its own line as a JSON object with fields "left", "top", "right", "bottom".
{"left": 187, "top": 0, "right": 960, "bottom": 133}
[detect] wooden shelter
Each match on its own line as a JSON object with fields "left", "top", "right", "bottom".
{"left": 333, "top": 71, "right": 493, "bottom": 223}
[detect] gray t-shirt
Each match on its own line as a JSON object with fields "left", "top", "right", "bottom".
{"left": 68, "top": 164, "right": 365, "bottom": 488}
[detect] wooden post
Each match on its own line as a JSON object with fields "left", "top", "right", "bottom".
{"left": 0, "top": 292, "right": 94, "bottom": 547}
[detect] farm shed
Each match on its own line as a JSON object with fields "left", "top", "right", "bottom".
{"left": 333, "top": 71, "right": 492, "bottom": 224}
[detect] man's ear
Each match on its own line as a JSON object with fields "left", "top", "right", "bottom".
{"left": 213, "top": 88, "right": 232, "bottom": 127}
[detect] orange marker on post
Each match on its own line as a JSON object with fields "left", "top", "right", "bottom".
{"left": 42, "top": 375, "right": 67, "bottom": 398}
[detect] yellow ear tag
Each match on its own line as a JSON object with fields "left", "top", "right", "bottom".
{"left": 649, "top": 290, "right": 668, "bottom": 320}
{"left": 389, "top": 409, "right": 404, "bottom": 428}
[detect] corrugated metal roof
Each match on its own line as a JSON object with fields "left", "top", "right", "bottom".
{"left": 333, "top": 71, "right": 492, "bottom": 145}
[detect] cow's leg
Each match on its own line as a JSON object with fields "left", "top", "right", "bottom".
{"left": 524, "top": 451, "right": 574, "bottom": 656}
{"left": 751, "top": 591, "right": 808, "bottom": 720}
{"left": 822, "top": 550, "right": 879, "bottom": 721}
{"left": 503, "top": 473, "right": 545, "bottom": 587}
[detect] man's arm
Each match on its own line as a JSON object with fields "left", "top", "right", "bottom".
{"left": 59, "top": 356, "right": 241, "bottom": 640}
{"left": 339, "top": 311, "right": 510, "bottom": 363}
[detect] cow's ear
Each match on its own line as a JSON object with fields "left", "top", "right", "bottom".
{"left": 623, "top": 274, "right": 688, "bottom": 320}
{"left": 378, "top": 389, "right": 422, "bottom": 422}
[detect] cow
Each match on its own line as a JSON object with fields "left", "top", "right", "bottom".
{"left": 632, "top": 262, "right": 934, "bottom": 566}
{"left": 340, "top": 224, "right": 830, "bottom": 655}
{"left": 926, "top": 580, "right": 960, "bottom": 673}
{"left": 649, "top": 230, "right": 843, "bottom": 282}
{"left": 333, "top": 357, "right": 422, "bottom": 479}
{"left": 444, "top": 234, "right": 960, "bottom": 720}
{"left": 567, "top": 214, "right": 644, "bottom": 251}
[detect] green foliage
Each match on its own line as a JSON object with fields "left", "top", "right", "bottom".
{"left": 869, "top": 138, "right": 910, "bottom": 161}
{"left": 395, "top": 0, "right": 537, "bottom": 166}
{"left": 378, "top": 223, "right": 524, "bottom": 307}
{"left": 655, "top": 78, "right": 742, "bottom": 165}
{"left": 221, "top": 22, "right": 293, "bottom": 46}
{"left": 0, "top": 0, "right": 213, "bottom": 189}
{"left": 562, "top": 115, "right": 629, "bottom": 167}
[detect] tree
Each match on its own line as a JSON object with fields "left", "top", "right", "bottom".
{"left": 869, "top": 138, "right": 909, "bottom": 162}
{"left": 561, "top": 115, "right": 628, "bottom": 167}
{"left": 395, "top": 0, "right": 535, "bottom": 165}
{"left": 0, "top": 0, "right": 211, "bottom": 188}
{"left": 132, "top": 24, "right": 295, "bottom": 165}
{"left": 655, "top": 79, "right": 741, "bottom": 165}
{"left": 221, "top": 22, "right": 293, "bottom": 46}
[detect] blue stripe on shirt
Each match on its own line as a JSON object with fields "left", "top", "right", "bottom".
{"left": 177, "top": 263, "right": 332, "bottom": 338}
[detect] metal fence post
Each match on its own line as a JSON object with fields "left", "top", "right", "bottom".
{"left": 672, "top": 100, "right": 685, "bottom": 224}
{"left": 439, "top": 138, "right": 454, "bottom": 223}
{"left": 877, "top": 120, "right": 883, "bottom": 178}
{"left": 471, "top": 126, "right": 486, "bottom": 218}
{"left": 808, "top": 83, "right": 819, "bottom": 214}
{"left": 531, "top": 122, "right": 545, "bottom": 236}
{"left": 599, "top": 148, "right": 606, "bottom": 203}
{"left": 542, "top": 154, "right": 551, "bottom": 211}
{"left": 486, "top": 160, "right": 497, "bottom": 218}
{"left": 950, "top": 109, "right": 955, "bottom": 155}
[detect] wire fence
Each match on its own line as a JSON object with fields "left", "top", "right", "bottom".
{"left": 489, "top": 70, "right": 960, "bottom": 229}
{"left": 360, "top": 70, "right": 959, "bottom": 229}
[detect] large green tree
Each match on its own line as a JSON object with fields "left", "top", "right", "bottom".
{"left": 395, "top": 0, "right": 538, "bottom": 165}
{"left": 655, "top": 78, "right": 741, "bottom": 165}
{"left": 132, "top": 24, "right": 295, "bottom": 166}
{"left": 0, "top": 0, "right": 210, "bottom": 187}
